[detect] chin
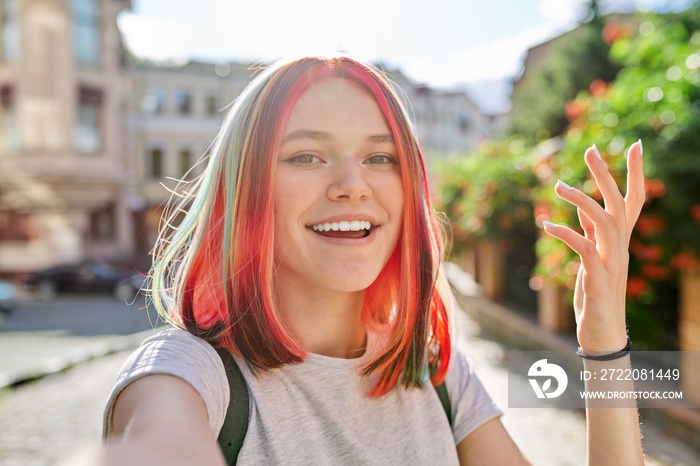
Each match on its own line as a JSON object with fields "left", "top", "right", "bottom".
{"left": 327, "top": 271, "right": 383, "bottom": 293}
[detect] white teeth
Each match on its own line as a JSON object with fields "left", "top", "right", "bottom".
{"left": 311, "top": 220, "right": 372, "bottom": 232}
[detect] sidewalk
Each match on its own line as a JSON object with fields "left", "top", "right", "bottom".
{"left": 0, "top": 328, "right": 158, "bottom": 389}
{"left": 444, "top": 262, "right": 700, "bottom": 466}
{"left": 0, "top": 293, "right": 162, "bottom": 389}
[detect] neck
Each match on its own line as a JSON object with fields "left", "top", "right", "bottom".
{"left": 276, "top": 280, "right": 367, "bottom": 359}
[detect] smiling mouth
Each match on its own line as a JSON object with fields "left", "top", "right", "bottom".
{"left": 309, "top": 220, "right": 373, "bottom": 239}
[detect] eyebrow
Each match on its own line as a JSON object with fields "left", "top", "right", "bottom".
{"left": 281, "top": 129, "right": 331, "bottom": 145}
{"left": 366, "top": 134, "right": 395, "bottom": 144}
{"left": 281, "top": 129, "right": 395, "bottom": 146}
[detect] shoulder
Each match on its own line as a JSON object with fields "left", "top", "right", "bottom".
{"left": 103, "top": 327, "right": 229, "bottom": 437}
{"left": 443, "top": 344, "right": 503, "bottom": 444}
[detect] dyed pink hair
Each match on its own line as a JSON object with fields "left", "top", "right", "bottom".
{"left": 154, "top": 55, "right": 450, "bottom": 396}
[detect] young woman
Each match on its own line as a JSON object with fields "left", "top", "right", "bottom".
{"left": 96, "top": 55, "right": 645, "bottom": 465}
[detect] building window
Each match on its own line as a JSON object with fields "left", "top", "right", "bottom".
{"left": 89, "top": 203, "right": 115, "bottom": 242}
{"left": 1, "top": 85, "right": 19, "bottom": 152}
{"left": 174, "top": 88, "right": 191, "bottom": 114}
{"left": 75, "top": 85, "right": 102, "bottom": 153}
{"left": 458, "top": 115, "right": 470, "bottom": 133}
{"left": 206, "top": 93, "right": 218, "bottom": 116}
{"left": 71, "top": 0, "right": 100, "bottom": 66}
{"left": 142, "top": 85, "right": 165, "bottom": 114}
{"left": 1, "top": 0, "right": 19, "bottom": 62}
{"left": 0, "top": 209, "right": 40, "bottom": 242}
{"left": 149, "top": 147, "right": 163, "bottom": 179}
{"left": 179, "top": 147, "right": 192, "bottom": 176}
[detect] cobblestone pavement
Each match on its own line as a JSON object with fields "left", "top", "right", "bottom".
{"left": 0, "top": 351, "right": 131, "bottom": 466}
{"left": 0, "top": 299, "right": 697, "bottom": 465}
{"left": 0, "top": 294, "right": 162, "bottom": 387}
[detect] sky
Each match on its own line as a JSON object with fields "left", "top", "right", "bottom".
{"left": 118, "top": 0, "right": 693, "bottom": 114}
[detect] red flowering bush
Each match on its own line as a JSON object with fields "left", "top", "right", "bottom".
{"left": 433, "top": 140, "right": 537, "bottom": 258}
{"left": 532, "top": 11, "right": 700, "bottom": 349}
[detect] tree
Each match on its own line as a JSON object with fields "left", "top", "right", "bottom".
{"left": 509, "top": 1, "right": 621, "bottom": 144}
{"left": 533, "top": 8, "right": 700, "bottom": 349}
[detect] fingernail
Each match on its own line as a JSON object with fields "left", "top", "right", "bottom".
{"left": 543, "top": 220, "right": 559, "bottom": 229}
{"left": 556, "top": 179, "right": 574, "bottom": 190}
{"left": 637, "top": 139, "right": 643, "bottom": 156}
{"left": 591, "top": 144, "right": 602, "bottom": 160}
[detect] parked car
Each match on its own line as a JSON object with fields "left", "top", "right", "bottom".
{"left": 0, "top": 279, "right": 19, "bottom": 314}
{"left": 25, "top": 260, "right": 145, "bottom": 300}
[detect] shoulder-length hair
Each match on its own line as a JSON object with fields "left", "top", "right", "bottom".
{"left": 150, "top": 55, "right": 451, "bottom": 396}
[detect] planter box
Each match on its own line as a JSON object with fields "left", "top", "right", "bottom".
{"left": 475, "top": 240, "right": 503, "bottom": 301}
{"left": 537, "top": 283, "right": 574, "bottom": 333}
{"left": 679, "top": 272, "right": 700, "bottom": 405}
{"left": 456, "top": 247, "right": 477, "bottom": 279}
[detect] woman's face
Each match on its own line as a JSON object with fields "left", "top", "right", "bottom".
{"left": 273, "top": 77, "right": 404, "bottom": 296}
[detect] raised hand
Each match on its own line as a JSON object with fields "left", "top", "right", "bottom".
{"left": 543, "top": 141, "right": 645, "bottom": 354}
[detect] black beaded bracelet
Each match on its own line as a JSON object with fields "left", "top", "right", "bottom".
{"left": 576, "top": 336, "right": 633, "bottom": 361}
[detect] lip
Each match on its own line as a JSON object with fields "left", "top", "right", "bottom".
{"left": 307, "top": 228, "right": 377, "bottom": 246}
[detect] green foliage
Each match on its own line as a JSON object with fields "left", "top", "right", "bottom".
{"left": 433, "top": 140, "right": 537, "bottom": 259}
{"left": 533, "top": 10, "right": 700, "bottom": 348}
{"left": 510, "top": 12, "right": 620, "bottom": 144}
{"left": 432, "top": 6, "right": 699, "bottom": 349}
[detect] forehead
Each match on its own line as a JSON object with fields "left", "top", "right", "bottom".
{"left": 283, "top": 77, "right": 392, "bottom": 136}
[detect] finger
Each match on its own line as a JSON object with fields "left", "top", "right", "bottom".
{"left": 625, "top": 140, "right": 646, "bottom": 239}
{"left": 577, "top": 207, "right": 596, "bottom": 245}
{"left": 584, "top": 145, "right": 627, "bottom": 229}
{"left": 542, "top": 221, "right": 605, "bottom": 277}
{"left": 555, "top": 180, "right": 617, "bottom": 260}
{"left": 573, "top": 266, "right": 585, "bottom": 321}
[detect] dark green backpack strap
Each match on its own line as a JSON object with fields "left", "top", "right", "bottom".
{"left": 435, "top": 382, "right": 452, "bottom": 427}
{"left": 215, "top": 348, "right": 250, "bottom": 465}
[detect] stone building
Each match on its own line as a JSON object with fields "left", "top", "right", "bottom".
{"left": 0, "top": 1, "right": 494, "bottom": 273}
{"left": 125, "top": 60, "right": 254, "bottom": 262}
{"left": 378, "top": 67, "right": 492, "bottom": 157}
{"left": 0, "top": 0, "right": 132, "bottom": 274}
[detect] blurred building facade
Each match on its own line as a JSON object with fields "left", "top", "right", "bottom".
{"left": 125, "top": 60, "right": 253, "bottom": 262}
{"left": 382, "top": 68, "right": 493, "bottom": 156}
{"left": 1, "top": 3, "right": 494, "bottom": 273}
{"left": 0, "top": 0, "right": 132, "bottom": 273}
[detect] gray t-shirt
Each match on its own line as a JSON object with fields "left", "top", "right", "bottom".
{"left": 104, "top": 328, "right": 501, "bottom": 465}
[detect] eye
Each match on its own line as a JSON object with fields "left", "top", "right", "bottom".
{"left": 285, "top": 153, "right": 322, "bottom": 166}
{"left": 365, "top": 154, "right": 397, "bottom": 165}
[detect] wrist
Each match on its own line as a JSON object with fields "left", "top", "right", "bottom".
{"left": 577, "top": 335, "right": 632, "bottom": 361}
{"left": 577, "top": 327, "right": 628, "bottom": 354}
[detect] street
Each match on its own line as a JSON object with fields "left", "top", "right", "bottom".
{"left": 0, "top": 294, "right": 698, "bottom": 465}
{"left": 0, "top": 351, "right": 132, "bottom": 466}
{"left": 0, "top": 293, "right": 162, "bottom": 466}
{"left": 0, "top": 293, "right": 161, "bottom": 384}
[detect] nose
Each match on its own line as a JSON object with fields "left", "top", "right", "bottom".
{"left": 327, "top": 159, "right": 371, "bottom": 201}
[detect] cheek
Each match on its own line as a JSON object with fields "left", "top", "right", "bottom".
{"left": 273, "top": 177, "right": 308, "bottom": 242}
{"left": 386, "top": 177, "right": 405, "bottom": 219}
{"left": 273, "top": 179, "right": 295, "bottom": 219}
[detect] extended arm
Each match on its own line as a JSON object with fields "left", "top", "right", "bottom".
{"left": 60, "top": 374, "right": 226, "bottom": 466}
{"left": 456, "top": 417, "right": 532, "bottom": 465}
